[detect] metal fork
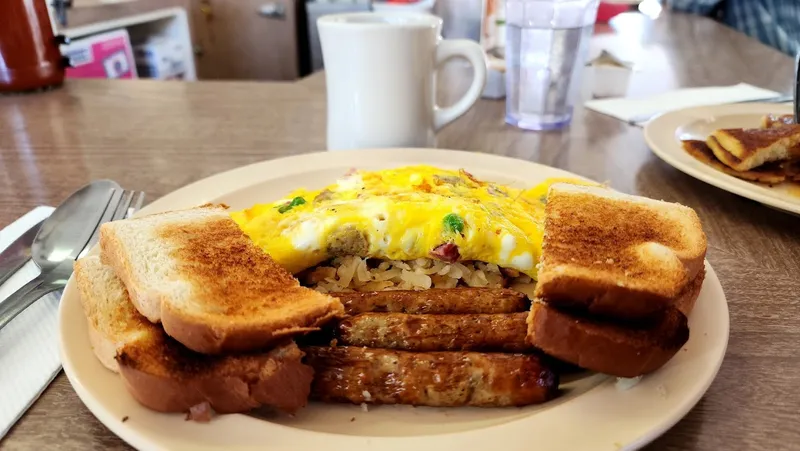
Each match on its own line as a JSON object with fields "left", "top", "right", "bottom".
{"left": 627, "top": 94, "right": 795, "bottom": 127}
{"left": 0, "top": 189, "right": 145, "bottom": 331}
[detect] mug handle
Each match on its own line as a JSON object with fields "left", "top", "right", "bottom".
{"left": 433, "top": 39, "right": 488, "bottom": 131}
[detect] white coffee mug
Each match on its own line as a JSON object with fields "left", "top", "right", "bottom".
{"left": 318, "top": 12, "right": 488, "bottom": 151}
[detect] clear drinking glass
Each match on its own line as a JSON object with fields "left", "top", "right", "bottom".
{"left": 505, "top": 0, "right": 600, "bottom": 130}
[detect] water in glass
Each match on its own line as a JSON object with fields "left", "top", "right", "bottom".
{"left": 505, "top": 0, "right": 599, "bottom": 130}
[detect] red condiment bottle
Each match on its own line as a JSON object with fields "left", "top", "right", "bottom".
{"left": 596, "top": 1, "right": 631, "bottom": 23}
{"left": 0, "top": 0, "right": 70, "bottom": 93}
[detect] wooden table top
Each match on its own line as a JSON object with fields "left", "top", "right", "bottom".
{"left": 2, "top": 11, "right": 799, "bottom": 451}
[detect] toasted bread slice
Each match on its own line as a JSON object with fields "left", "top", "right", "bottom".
{"left": 526, "top": 302, "right": 689, "bottom": 378}
{"left": 709, "top": 126, "right": 800, "bottom": 170}
{"left": 673, "top": 265, "right": 705, "bottom": 317}
{"left": 74, "top": 256, "right": 314, "bottom": 414}
{"left": 682, "top": 139, "right": 787, "bottom": 184}
{"left": 76, "top": 256, "right": 153, "bottom": 372}
{"left": 99, "top": 204, "right": 344, "bottom": 354}
{"left": 534, "top": 183, "right": 706, "bottom": 321}
{"left": 526, "top": 269, "right": 702, "bottom": 378}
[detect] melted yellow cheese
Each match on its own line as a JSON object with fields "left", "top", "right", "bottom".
{"left": 231, "top": 166, "right": 592, "bottom": 278}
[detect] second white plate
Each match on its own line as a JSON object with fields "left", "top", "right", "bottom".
{"left": 644, "top": 103, "right": 800, "bottom": 215}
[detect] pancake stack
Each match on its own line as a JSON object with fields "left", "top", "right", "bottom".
{"left": 682, "top": 114, "right": 800, "bottom": 185}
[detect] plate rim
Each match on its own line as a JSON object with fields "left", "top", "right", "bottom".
{"left": 59, "top": 148, "right": 730, "bottom": 451}
{"left": 643, "top": 103, "right": 800, "bottom": 215}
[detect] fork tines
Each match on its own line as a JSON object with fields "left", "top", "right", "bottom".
{"left": 78, "top": 188, "right": 145, "bottom": 259}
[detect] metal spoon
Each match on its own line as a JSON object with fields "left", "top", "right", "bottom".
{"left": 4, "top": 180, "right": 120, "bottom": 300}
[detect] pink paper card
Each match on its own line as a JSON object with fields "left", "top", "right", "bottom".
{"left": 64, "top": 29, "right": 138, "bottom": 79}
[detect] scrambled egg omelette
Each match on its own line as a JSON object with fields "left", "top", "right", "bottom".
{"left": 231, "top": 166, "right": 588, "bottom": 279}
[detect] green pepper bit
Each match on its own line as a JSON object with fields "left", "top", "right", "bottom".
{"left": 277, "top": 196, "right": 306, "bottom": 214}
{"left": 443, "top": 213, "right": 465, "bottom": 234}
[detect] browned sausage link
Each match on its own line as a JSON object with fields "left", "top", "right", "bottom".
{"left": 334, "top": 287, "right": 528, "bottom": 315}
{"left": 303, "top": 346, "right": 559, "bottom": 407}
{"left": 337, "top": 312, "right": 530, "bottom": 352}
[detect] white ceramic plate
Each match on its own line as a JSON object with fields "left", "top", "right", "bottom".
{"left": 59, "top": 149, "right": 729, "bottom": 451}
{"left": 644, "top": 103, "right": 800, "bottom": 215}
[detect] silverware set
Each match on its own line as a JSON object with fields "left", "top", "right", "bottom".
{"left": 0, "top": 181, "right": 145, "bottom": 332}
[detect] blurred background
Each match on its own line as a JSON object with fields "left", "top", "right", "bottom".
{"left": 26, "top": 0, "right": 661, "bottom": 83}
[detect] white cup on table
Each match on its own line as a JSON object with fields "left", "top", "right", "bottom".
{"left": 318, "top": 12, "right": 488, "bottom": 151}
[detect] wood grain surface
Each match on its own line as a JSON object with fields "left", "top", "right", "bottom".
{"left": 2, "top": 11, "right": 800, "bottom": 451}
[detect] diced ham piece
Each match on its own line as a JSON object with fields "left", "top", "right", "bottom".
{"left": 430, "top": 243, "right": 460, "bottom": 263}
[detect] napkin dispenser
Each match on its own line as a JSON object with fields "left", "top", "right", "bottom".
{"left": 0, "top": 0, "right": 71, "bottom": 93}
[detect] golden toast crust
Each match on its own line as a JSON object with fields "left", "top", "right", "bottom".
{"left": 526, "top": 269, "right": 704, "bottom": 378}
{"left": 534, "top": 184, "right": 706, "bottom": 321}
{"left": 99, "top": 205, "right": 344, "bottom": 354}
{"left": 74, "top": 256, "right": 315, "bottom": 415}
{"left": 117, "top": 340, "right": 314, "bottom": 414}
{"left": 526, "top": 301, "right": 689, "bottom": 378}
{"left": 673, "top": 267, "right": 705, "bottom": 317}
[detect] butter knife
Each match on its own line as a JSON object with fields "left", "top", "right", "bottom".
{"left": 0, "top": 219, "right": 44, "bottom": 287}
{"left": 627, "top": 94, "right": 795, "bottom": 127}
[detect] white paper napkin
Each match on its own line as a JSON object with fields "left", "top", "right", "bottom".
{"left": 584, "top": 83, "right": 781, "bottom": 123}
{"left": 0, "top": 207, "right": 59, "bottom": 440}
